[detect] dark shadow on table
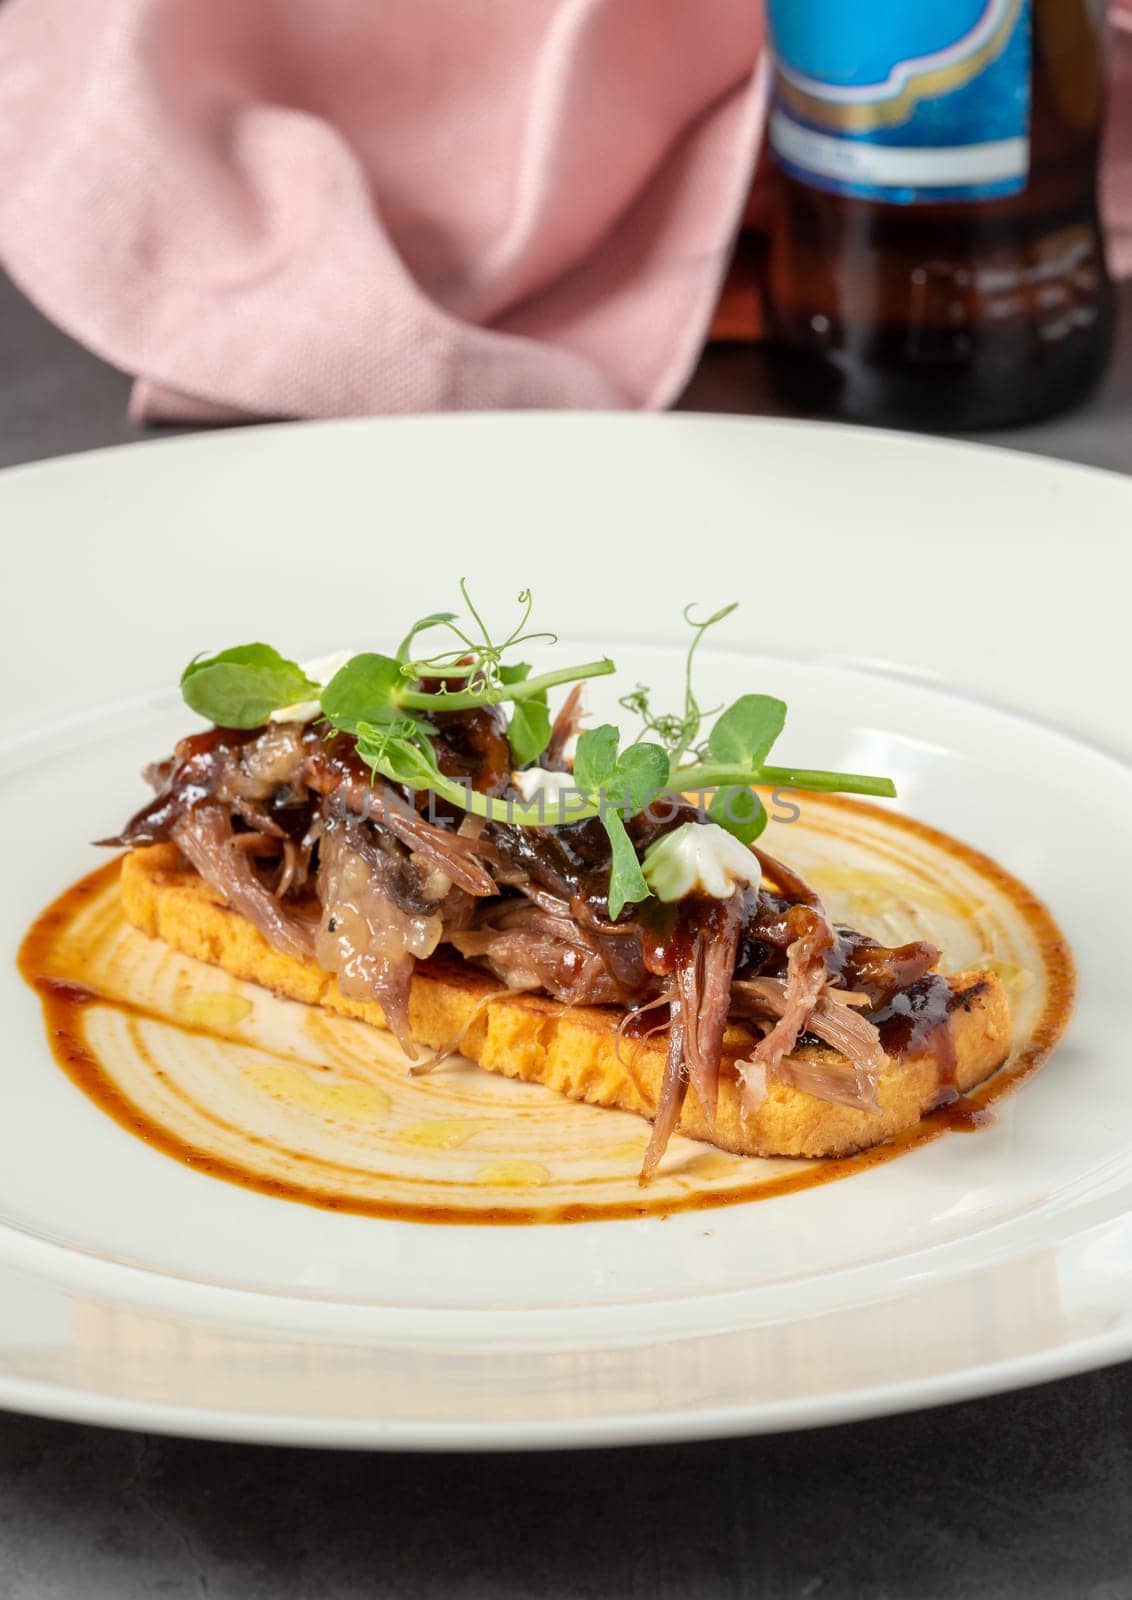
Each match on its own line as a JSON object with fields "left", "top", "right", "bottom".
{"left": 1, "top": 1367, "right": 1130, "bottom": 1599}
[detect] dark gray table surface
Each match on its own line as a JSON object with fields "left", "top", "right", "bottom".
{"left": 2, "top": 266, "right": 1131, "bottom": 1600}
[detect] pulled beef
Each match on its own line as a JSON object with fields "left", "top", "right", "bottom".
{"left": 100, "top": 727, "right": 259, "bottom": 849}
{"left": 449, "top": 899, "right": 624, "bottom": 1006}
{"left": 734, "top": 903, "right": 833, "bottom": 1109}
{"left": 543, "top": 684, "right": 586, "bottom": 770}
{"left": 669, "top": 894, "right": 744, "bottom": 1132}
{"left": 641, "top": 999, "right": 687, "bottom": 1181}
{"left": 732, "top": 979, "right": 886, "bottom": 1113}
{"left": 105, "top": 711, "right": 945, "bottom": 1178}
{"left": 171, "top": 802, "right": 315, "bottom": 963}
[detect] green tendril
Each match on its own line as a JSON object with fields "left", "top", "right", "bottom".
{"left": 178, "top": 588, "right": 899, "bottom": 919}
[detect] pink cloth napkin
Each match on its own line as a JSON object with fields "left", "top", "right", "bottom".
{"left": 1104, "top": 2, "right": 1132, "bottom": 278}
{"left": 0, "top": 0, "right": 1129, "bottom": 426}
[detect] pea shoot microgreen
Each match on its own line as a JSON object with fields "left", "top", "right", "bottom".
{"left": 498, "top": 662, "right": 552, "bottom": 766}
{"left": 572, "top": 725, "right": 670, "bottom": 916}
{"left": 180, "top": 644, "right": 321, "bottom": 730}
{"left": 396, "top": 581, "right": 557, "bottom": 689}
{"left": 178, "top": 584, "right": 896, "bottom": 920}
{"left": 618, "top": 602, "right": 736, "bottom": 763}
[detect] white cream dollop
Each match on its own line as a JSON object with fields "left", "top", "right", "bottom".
{"left": 510, "top": 768, "right": 582, "bottom": 806}
{"left": 642, "top": 821, "right": 761, "bottom": 902}
{"left": 269, "top": 649, "right": 356, "bottom": 725}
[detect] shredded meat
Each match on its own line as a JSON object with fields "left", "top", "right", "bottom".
{"left": 732, "top": 978, "right": 887, "bottom": 1112}
{"left": 171, "top": 803, "right": 314, "bottom": 963}
{"left": 543, "top": 683, "right": 586, "bottom": 770}
{"left": 640, "top": 998, "right": 687, "bottom": 1182}
{"left": 105, "top": 711, "right": 944, "bottom": 1176}
{"left": 674, "top": 895, "right": 744, "bottom": 1131}
{"left": 734, "top": 902, "right": 833, "bottom": 1113}
{"left": 448, "top": 900, "right": 623, "bottom": 1004}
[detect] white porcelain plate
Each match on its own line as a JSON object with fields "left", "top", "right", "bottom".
{"left": 0, "top": 414, "right": 1128, "bottom": 1449}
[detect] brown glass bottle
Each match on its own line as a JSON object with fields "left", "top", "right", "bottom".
{"left": 762, "top": 0, "right": 1114, "bottom": 430}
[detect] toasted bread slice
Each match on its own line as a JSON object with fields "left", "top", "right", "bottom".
{"left": 119, "top": 844, "right": 1012, "bottom": 1160}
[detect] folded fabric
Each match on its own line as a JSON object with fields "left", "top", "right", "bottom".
{"left": 0, "top": 0, "right": 1127, "bottom": 424}
{"left": 1105, "top": 2, "right": 1132, "bottom": 278}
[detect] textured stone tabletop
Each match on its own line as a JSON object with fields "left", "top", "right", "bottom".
{"left": 1, "top": 265, "right": 1131, "bottom": 1599}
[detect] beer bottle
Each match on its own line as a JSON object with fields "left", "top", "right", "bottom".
{"left": 761, "top": 0, "right": 1114, "bottom": 429}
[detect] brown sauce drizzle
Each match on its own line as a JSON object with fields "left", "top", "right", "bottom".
{"left": 872, "top": 973, "right": 963, "bottom": 1100}
{"left": 18, "top": 797, "right": 1077, "bottom": 1227}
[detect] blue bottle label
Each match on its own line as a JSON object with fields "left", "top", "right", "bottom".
{"left": 766, "top": 0, "right": 1032, "bottom": 205}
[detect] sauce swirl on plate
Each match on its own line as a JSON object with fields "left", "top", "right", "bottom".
{"left": 19, "top": 796, "right": 1075, "bottom": 1225}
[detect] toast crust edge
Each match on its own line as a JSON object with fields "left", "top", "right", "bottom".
{"left": 120, "top": 844, "right": 1013, "bottom": 1160}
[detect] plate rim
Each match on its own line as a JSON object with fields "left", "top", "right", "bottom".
{"left": 0, "top": 1321, "right": 1125, "bottom": 1451}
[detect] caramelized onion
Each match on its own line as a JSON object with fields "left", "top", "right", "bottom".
{"left": 315, "top": 818, "right": 442, "bottom": 1052}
